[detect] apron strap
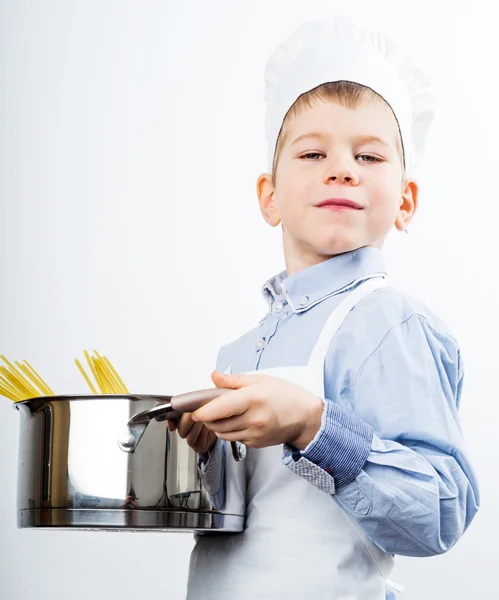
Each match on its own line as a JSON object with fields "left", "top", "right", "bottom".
{"left": 307, "top": 276, "right": 387, "bottom": 368}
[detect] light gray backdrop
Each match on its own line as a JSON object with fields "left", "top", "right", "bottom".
{"left": 0, "top": 1, "right": 496, "bottom": 598}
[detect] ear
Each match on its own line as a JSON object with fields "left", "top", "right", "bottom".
{"left": 256, "top": 173, "right": 281, "bottom": 227}
{"left": 394, "top": 179, "right": 419, "bottom": 232}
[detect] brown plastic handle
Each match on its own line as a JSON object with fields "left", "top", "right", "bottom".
{"left": 170, "top": 387, "right": 232, "bottom": 413}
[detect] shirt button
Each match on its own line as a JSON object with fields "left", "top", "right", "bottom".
{"left": 272, "top": 301, "right": 283, "bottom": 313}
{"left": 299, "top": 296, "right": 309, "bottom": 307}
{"left": 256, "top": 338, "right": 266, "bottom": 350}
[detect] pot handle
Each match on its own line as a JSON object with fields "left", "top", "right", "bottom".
{"left": 118, "top": 387, "right": 246, "bottom": 462}
{"left": 171, "top": 387, "right": 231, "bottom": 413}
{"left": 171, "top": 388, "right": 247, "bottom": 461}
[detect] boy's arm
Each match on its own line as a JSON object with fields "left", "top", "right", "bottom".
{"left": 282, "top": 314, "right": 480, "bottom": 557}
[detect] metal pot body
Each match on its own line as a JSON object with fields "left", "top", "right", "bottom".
{"left": 15, "top": 395, "right": 245, "bottom": 532}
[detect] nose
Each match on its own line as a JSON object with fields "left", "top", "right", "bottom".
{"left": 323, "top": 156, "right": 359, "bottom": 185}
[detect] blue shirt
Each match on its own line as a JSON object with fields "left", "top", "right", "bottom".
{"left": 200, "top": 246, "right": 479, "bottom": 562}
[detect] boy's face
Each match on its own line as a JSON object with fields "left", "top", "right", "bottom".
{"left": 257, "top": 99, "right": 418, "bottom": 274}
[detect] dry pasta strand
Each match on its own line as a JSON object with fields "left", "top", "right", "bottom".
{"left": 1, "top": 356, "right": 39, "bottom": 397}
{"left": 0, "top": 354, "right": 19, "bottom": 373}
{"left": 18, "top": 363, "right": 48, "bottom": 396}
{"left": 103, "top": 356, "right": 129, "bottom": 393}
{"left": 92, "top": 351, "right": 113, "bottom": 393}
{"left": 92, "top": 359, "right": 109, "bottom": 393}
{"left": 16, "top": 362, "right": 45, "bottom": 398}
{"left": 97, "top": 358, "right": 120, "bottom": 394}
{"left": 0, "top": 366, "right": 36, "bottom": 399}
{"left": 101, "top": 362, "right": 124, "bottom": 393}
{"left": 0, "top": 356, "right": 54, "bottom": 401}
{"left": 91, "top": 357, "right": 108, "bottom": 393}
{"left": 96, "top": 360, "right": 118, "bottom": 393}
{"left": 74, "top": 359, "right": 98, "bottom": 394}
{"left": 76, "top": 351, "right": 129, "bottom": 395}
{"left": 23, "top": 360, "right": 55, "bottom": 395}
{"left": 0, "top": 374, "right": 22, "bottom": 396}
{"left": 99, "top": 356, "right": 126, "bottom": 394}
{"left": 84, "top": 351, "right": 101, "bottom": 392}
{"left": 12, "top": 366, "right": 39, "bottom": 398}
{"left": 0, "top": 374, "right": 24, "bottom": 401}
{"left": 92, "top": 351, "right": 117, "bottom": 393}
{"left": 0, "top": 383, "right": 18, "bottom": 401}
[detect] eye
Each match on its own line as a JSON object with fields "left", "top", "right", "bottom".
{"left": 299, "top": 152, "right": 325, "bottom": 160}
{"left": 357, "top": 154, "right": 382, "bottom": 163}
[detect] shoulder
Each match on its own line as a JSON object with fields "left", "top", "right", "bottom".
{"left": 351, "top": 284, "right": 458, "bottom": 341}
{"left": 329, "top": 284, "right": 461, "bottom": 375}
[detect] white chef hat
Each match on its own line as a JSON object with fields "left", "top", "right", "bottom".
{"left": 264, "top": 16, "right": 435, "bottom": 178}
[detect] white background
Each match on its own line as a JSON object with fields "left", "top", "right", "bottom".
{"left": 0, "top": 1, "right": 497, "bottom": 598}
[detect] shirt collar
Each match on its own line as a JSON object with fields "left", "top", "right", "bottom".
{"left": 261, "top": 246, "right": 387, "bottom": 314}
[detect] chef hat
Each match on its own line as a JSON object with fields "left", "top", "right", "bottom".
{"left": 264, "top": 16, "right": 435, "bottom": 178}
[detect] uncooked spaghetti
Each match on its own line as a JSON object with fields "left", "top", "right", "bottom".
{"left": 75, "top": 350, "right": 129, "bottom": 395}
{"left": 0, "top": 355, "right": 55, "bottom": 401}
{"left": 0, "top": 351, "right": 129, "bottom": 401}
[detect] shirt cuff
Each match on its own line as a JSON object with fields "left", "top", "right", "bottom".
{"left": 197, "top": 438, "right": 224, "bottom": 497}
{"left": 197, "top": 438, "right": 221, "bottom": 472}
{"left": 284, "top": 398, "right": 374, "bottom": 490}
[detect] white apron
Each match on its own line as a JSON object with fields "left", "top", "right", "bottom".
{"left": 187, "top": 276, "right": 403, "bottom": 599}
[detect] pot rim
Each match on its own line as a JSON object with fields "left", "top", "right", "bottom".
{"left": 12, "top": 393, "right": 174, "bottom": 410}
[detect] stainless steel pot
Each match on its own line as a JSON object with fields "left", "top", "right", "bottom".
{"left": 14, "top": 389, "right": 246, "bottom": 532}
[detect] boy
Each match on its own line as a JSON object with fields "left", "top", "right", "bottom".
{"left": 174, "top": 16, "right": 480, "bottom": 599}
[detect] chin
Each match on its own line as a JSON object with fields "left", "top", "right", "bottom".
{"left": 314, "top": 238, "right": 365, "bottom": 257}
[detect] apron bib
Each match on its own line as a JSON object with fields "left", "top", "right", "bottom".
{"left": 188, "top": 276, "right": 403, "bottom": 599}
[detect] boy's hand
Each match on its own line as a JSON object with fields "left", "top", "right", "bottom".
{"left": 190, "top": 371, "right": 324, "bottom": 450}
{"left": 167, "top": 413, "right": 217, "bottom": 454}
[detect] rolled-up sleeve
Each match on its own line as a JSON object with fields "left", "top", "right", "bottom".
{"left": 284, "top": 313, "right": 480, "bottom": 557}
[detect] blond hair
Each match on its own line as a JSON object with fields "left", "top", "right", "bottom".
{"left": 271, "top": 81, "right": 405, "bottom": 183}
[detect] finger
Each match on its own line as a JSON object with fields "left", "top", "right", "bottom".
{"left": 192, "top": 427, "right": 208, "bottom": 453}
{"left": 177, "top": 412, "right": 195, "bottom": 439}
{"left": 205, "top": 414, "right": 249, "bottom": 434}
{"left": 191, "top": 389, "right": 249, "bottom": 423}
{"left": 186, "top": 421, "right": 205, "bottom": 448}
{"left": 167, "top": 418, "right": 179, "bottom": 432}
{"left": 193, "top": 428, "right": 216, "bottom": 454}
{"left": 215, "top": 429, "right": 248, "bottom": 443}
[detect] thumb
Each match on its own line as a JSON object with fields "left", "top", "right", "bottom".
{"left": 211, "top": 370, "right": 259, "bottom": 390}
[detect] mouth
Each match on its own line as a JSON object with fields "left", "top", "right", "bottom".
{"left": 315, "top": 198, "right": 364, "bottom": 210}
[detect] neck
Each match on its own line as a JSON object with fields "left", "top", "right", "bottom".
{"left": 282, "top": 232, "right": 347, "bottom": 276}
{"left": 282, "top": 231, "right": 386, "bottom": 277}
